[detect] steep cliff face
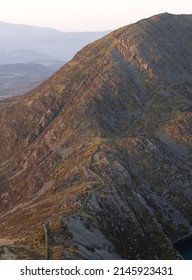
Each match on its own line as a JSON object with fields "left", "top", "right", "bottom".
{"left": 0, "top": 13, "right": 192, "bottom": 259}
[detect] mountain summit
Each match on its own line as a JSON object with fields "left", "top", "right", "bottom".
{"left": 0, "top": 13, "right": 192, "bottom": 259}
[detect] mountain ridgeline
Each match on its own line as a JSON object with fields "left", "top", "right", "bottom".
{"left": 0, "top": 13, "right": 192, "bottom": 259}
{"left": 0, "top": 21, "right": 109, "bottom": 64}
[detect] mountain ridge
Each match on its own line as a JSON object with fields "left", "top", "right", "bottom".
{"left": 0, "top": 13, "right": 192, "bottom": 259}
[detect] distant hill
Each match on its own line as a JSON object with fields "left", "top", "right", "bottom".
{"left": 0, "top": 50, "right": 54, "bottom": 65}
{"left": 0, "top": 61, "right": 64, "bottom": 99}
{"left": 0, "top": 21, "right": 110, "bottom": 64}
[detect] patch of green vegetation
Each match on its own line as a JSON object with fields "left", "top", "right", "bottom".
{"left": 52, "top": 137, "right": 101, "bottom": 180}
{"left": 27, "top": 226, "right": 45, "bottom": 258}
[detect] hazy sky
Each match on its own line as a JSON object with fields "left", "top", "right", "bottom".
{"left": 1, "top": 0, "right": 192, "bottom": 31}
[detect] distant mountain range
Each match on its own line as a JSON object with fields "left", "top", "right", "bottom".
{"left": 0, "top": 21, "right": 109, "bottom": 98}
{"left": 0, "top": 13, "right": 192, "bottom": 260}
{"left": 0, "top": 21, "right": 110, "bottom": 64}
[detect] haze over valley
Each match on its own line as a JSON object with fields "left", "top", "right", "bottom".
{"left": 0, "top": 21, "right": 109, "bottom": 98}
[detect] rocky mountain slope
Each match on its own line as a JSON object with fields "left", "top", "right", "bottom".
{"left": 0, "top": 13, "right": 192, "bottom": 259}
